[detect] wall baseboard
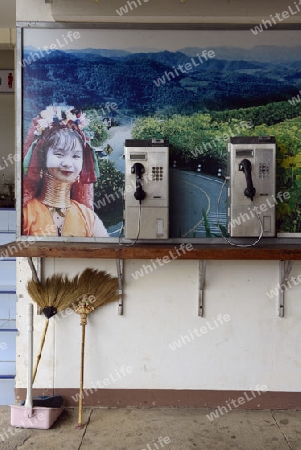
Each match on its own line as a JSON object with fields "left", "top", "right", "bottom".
{"left": 14, "top": 389, "right": 301, "bottom": 409}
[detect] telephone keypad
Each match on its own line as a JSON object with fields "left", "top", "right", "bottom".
{"left": 152, "top": 166, "right": 164, "bottom": 181}
{"left": 259, "top": 161, "right": 270, "bottom": 179}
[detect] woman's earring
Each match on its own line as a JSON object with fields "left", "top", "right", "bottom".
{"left": 40, "top": 169, "right": 44, "bottom": 179}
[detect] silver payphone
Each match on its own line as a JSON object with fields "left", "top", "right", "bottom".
{"left": 227, "top": 136, "right": 276, "bottom": 237}
{"left": 124, "top": 139, "right": 169, "bottom": 240}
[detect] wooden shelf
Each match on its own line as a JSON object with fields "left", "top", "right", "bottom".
{"left": 2, "top": 240, "right": 301, "bottom": 260}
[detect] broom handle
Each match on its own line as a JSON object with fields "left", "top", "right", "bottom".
{"left": 77, "top": 315, "right": 86, "bottom": 428}
{"left": 27, "top": 257, "right": 39, "bottom": 282}
{"left": 25, "top": 303, "right": 33, "bottom": 416}
{"left": 32, "top": 319, "right": 49, "bottom": 384}
{"left": 27, "top": 258, "right": 42, "bottom": 315}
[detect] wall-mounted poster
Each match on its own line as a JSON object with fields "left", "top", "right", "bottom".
{"left": 0, "top": 70, "right": 14, "bottom": 92}
{"left": 19, "top": 26, "right": 301, "bottom": 240}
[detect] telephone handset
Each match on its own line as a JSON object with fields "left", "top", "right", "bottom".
{"left": 131, "top": 162, "right": 146, "bottom": 202}
{"left": 239, "top": 158, "right": 256, "bottom": 201}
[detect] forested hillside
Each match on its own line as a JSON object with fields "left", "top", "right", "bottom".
{"left": 132, "top": 108, "right": 301, "bottom": 233}
{"left": 23, "top": 47, "right": 301, "bottom": 131}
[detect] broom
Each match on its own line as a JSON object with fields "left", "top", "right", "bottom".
{"left": 72, "top": 268, "right": 119, "bottom": 429}
{"left": 27, "top": 273, "right": 78, "bottom": 383}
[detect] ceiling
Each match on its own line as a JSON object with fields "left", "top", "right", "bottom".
{"left": 0, "top": 1, "right": 15, "bottom": 28}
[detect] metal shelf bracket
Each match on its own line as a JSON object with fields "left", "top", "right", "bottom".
{"left": 116, "top": 258, "right": 124, "bottom": 315}
{"left": 198, "top": 260, "right": 206, "bottom": 317}
{"left": 26, "top": 257, "right": 42, "bottom": 314}
{"left": 278, "top": 260, "right": 293, "bottom": 317}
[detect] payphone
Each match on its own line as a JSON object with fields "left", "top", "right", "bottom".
{"left": 227, "top": 136, "right": 276, "bottom": 238}
{"left": 124, "top": 139, "right": 169, "bottom": 240}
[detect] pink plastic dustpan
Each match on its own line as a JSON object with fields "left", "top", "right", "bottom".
{"left": 10, "top": 303, "right": 64, "bottom": 429}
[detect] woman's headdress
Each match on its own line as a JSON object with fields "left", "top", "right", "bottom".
{"left": 23, "top": 106, "right": 100, "bottom": 209}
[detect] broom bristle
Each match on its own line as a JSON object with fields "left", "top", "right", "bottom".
{"left": 27, "top": 274, "right": 78, "bottom": 312}
{"left": 27, "top": 281, "right": 45, "bottom": 308}
{"left": 27, "top": 268, "right": 119, "bottom": 314}
{"left": 72, "top": 268, "right": 119, "bottom": 311}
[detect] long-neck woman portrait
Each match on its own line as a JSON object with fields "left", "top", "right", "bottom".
{"left": 22, "top": 107, "right": 108, "bottom": 238}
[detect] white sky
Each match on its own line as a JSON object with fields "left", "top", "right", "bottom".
{"left": 23, "top": 28, "right": 301, "bottom": 52}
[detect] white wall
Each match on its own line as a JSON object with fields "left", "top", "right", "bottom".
{"left": 37, "top": 0, "right": 301, "bottom": 23}
{"left": 0, "top": 1, "right": 16, "bottom": 28}
{"left": 15, "top": 0, "right": 301, "bottom": 395}
{"left": 16, "top": 257, "right": 301, "bottom": 392}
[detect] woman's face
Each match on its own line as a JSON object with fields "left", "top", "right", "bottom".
{"left": 46, "top": 133, "right": 83, "bottom": 183}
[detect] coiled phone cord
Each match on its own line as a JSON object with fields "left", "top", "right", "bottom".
{"left": 217, "top": 178, "right": 263, "bottom": 247}
{"left": 118, "top": 200, "right": 142, "bottom": 247}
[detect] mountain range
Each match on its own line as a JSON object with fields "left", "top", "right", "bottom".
{"left": 22, "top": 45, "right": 301, "bottom": 128}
